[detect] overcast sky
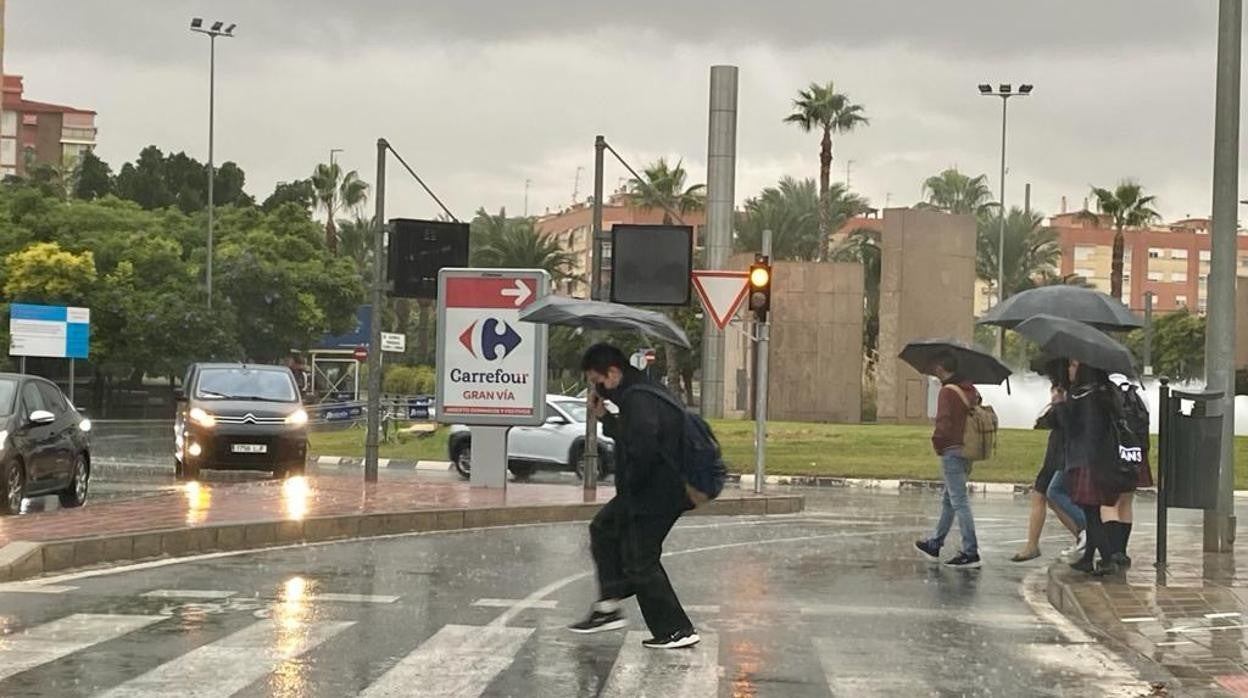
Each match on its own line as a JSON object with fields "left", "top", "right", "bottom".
{"left": 6, "top": 1, "right": 1237, "bottom": 222}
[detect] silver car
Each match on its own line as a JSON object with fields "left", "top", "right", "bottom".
{"left": 447, "top": 395, "right": 614, "bottom": 482}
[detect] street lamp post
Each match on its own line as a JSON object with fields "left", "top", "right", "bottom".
{"left": 978, "top": 82, "right": 1033, "bottom": 357}
{"left": 190, "top": 18, "right": 236, "bottom": 308}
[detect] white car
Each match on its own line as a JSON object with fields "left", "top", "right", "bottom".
{"left": 446, "top": 395, "right": 614, "bottom": 481}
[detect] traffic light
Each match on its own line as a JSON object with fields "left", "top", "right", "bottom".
{"left": 748, "top": 254, "right": 772, "bottom": 319}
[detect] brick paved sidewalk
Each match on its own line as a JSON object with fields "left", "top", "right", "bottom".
{"left": 0, "top": 473, "right": 801, "bottom": 583}
{"left": 1048, "top": 524, "right": 1248, "bottom": 697}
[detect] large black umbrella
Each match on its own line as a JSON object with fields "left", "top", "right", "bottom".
{"left": 518, "top": 295, "right": 691, "bottom": 349}
{"left": 977, "top": 286, "right": 1143, "bottom": 332}
{"left": 1013, "top": 314, "right": 1136, "bottom": 376}
{"left": 899, "top": 339, "right": 1012, "bottom": 385}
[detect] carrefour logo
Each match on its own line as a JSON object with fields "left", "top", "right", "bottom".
{"left": 459, "top": 318, "right": 522, "bottom": 361}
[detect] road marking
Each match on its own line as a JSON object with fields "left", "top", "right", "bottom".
{"left": 812, "top": 637, "right": 932, "bottom": 697}
{"left": 1178, "top": 623, "right": 1248, "bottom": 634}
{"left": 600, "top": 631, "right": 719, "bottom": 698}
{"left": 1157, "top": 640, "right": 1195, "bottom": 647}
{"left": 0, "top": 582, "right": 77, "bottom": 594}
{"left": 1207, "top": 612, "right": 1242, "bottom": 619}
{"left": 97, "top": 619, "right": 354, "bottom": 697}
{"left": 684, "top": 604, "right": 721, "bottom": 614}
{"left": 309, "top": 593, "right": 399, "bottom": 604}
{"left": 1121, "top": 616, "right": 1157, "bottom": 623}
{"left": 471, "top": 598, "right": 559, "bottom": 610}
{"left": 360, "top": 624, "right": 532, "bottom": 697}
{"left": 141, "top": 589, "right": 237, "bottom": 600}
{"left": 0, "top": 614, "right": 164, "bottom": 681}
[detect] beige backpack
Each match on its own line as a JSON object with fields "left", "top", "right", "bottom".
{"left": 946, "top": 385, "right": 998, "bottom": 462}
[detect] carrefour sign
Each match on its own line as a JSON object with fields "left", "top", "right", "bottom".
{"left": 435, "top": 269, "right": 549, "bottom": 426}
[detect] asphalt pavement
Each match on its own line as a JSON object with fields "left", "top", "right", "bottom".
{"left": 0, "top": 489, "right": 1185, "bottom": 697}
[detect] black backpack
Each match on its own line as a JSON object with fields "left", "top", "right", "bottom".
{"left": 1119, "top": 383, "right": 1151, "bottom": 466}
{"left": 624, "top": 384, "right": 728, "bottom": 507}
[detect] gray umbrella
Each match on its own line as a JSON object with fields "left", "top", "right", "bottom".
{"left": 976, "top": 285, "right": 1143, "bottom": 332}
{"left": 900, "top": 339, "right": 1012, "bottom": 385}
{"left": 1013, "top": 314, "right": 1137, "bottom": 376}
{"left": 518, "top": 295, "right": 691, "bottom": 349}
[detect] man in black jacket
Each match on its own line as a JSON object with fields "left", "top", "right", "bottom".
{"left": 567, "top": 343, "right": 698, "bottom": 650}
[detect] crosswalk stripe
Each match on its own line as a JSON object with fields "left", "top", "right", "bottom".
{"left": 471, "top": 598, "right": 559, "bottom": 609}
{"left": 0, "top": 614, "right": 164, "bottom": 681}
{"left": 0, "top": 582, "right": 78, "bottom": 594}
{"left": 360, "top": 624, "right": 533, "bottom": 697}
{"left": 309, "top": 593, "right": 399, "bottom": 604}
{"left": 600, "top": 631, "right": 719, "bottom": 698}
{"left": 97, "top": 619, "right": 354, "bottom": 697}
{"left": 140, "top": 589, "right": 237, "bottom": 600}
{"left": 812, "top": 637, "right": 932, "bottom": 697}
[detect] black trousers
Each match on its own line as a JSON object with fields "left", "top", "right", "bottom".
{"left": 590, "top": 496, "right": 693, "bottom": 637}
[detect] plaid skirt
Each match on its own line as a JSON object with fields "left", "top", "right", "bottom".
{"left": 1068, "top": 466, "right": 1125, "bottom": 507}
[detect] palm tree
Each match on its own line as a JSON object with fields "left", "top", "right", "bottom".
{"left": 625, "top": 158, "right": 705, "bottom": 222}
{"left": 471, "top": 210, "right": 580, "bottom": 285}
{"left": 784, "top": 81, "right": 868, "bottom": 242}
{"left": 920, "top": 168, "right": 997, "bottom": 217}
{"left": 1086, "top": 181, "right": 1160, "bottom": 300}
{"left": 311, "top": 163, "right": 370, "bottom": 254}
{"left": 975, "top": 208, "right": 1062, "bottom": 297}
{"left": 736, "top": 177, "right": 870, "bottom": 261}
{"left": 335, "top": 215, "right": 374, "bottom": 279}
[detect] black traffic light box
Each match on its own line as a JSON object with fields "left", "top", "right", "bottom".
{"left": 388, "top": 219, "right": 469, "bottom": 299}
{"left": 609, "top": 224, "right": 693, "bottom": 306}
{"left": 748, "top": 254, "right": 772, "bottom": 319}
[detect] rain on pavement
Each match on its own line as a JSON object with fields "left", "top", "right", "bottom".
{"left": 0, "top": 489, "right": 1175, "bottom": 697}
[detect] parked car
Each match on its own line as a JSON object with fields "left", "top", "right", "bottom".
{"left": 0, "top": 373, "right": 92, "bottom": 515}
{"left": 174, "top": 363, "right": 308, "bottom": 480}
{"left": 447, "top": 395, "right": 614, "bottom": 481}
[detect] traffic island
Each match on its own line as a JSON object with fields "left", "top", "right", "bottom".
{"left": 0, "top": 473, "right": 802, "bottom": 583}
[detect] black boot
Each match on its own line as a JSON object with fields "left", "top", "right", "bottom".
{"left": 1114, "top": 522, "right": 1133, "bottom": 567}
{"left": 1070, "top": 506, "right": 1100, "bottom": 574}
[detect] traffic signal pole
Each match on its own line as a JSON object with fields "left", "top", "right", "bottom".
{"left": 365, "top": 138, "right": 388, "bottom": 483}
{"left": 753, "top": 230, "right": 772, "bottom": 494}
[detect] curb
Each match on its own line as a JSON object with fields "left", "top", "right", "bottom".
{"left": 731, "top": 473, "right": 1028, "bottom": 495}
{"left": 311, "top": 456, "right": 451, "bottom": 471}
{"left": 1043, "top": 562, "right": 1095, "bottom": 628}
{"left": 0, "top": 494, "right": 804, "bottom": 584}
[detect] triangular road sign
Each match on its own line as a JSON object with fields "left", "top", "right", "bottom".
{"left": 692, "top": 270, "right": 750, "bottom": 330}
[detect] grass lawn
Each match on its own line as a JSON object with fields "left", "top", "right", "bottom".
{"left": 309, "top": 421, "right": 1248, "bottom": 487}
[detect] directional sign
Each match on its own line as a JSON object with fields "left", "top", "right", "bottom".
{"left": 380, "top": 332, "right": 406, "bottom": 353}
{"left": 435, "top": 269, "right": 549, "bottom": 426}
{"left": 9, "top": 303, "right": 90, "bottom": 359}
{"left": 691, "top": 270, "right": 750, "bottom": 330}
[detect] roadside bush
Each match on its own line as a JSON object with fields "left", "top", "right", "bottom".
{"left": 384, "top": 364, "right": 436, "bottom": 395}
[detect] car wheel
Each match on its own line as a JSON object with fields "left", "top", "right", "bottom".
{"left": 572, "top": 444, "right": 607, "bottom": 483}
{"left": 451, "top": 442, "right": 471, "bottom": 480}
{"left": 1, "top": 461, "right": 25, "bottom": 515}
{"left": 509, "top": 462, "right": 536, "bottom": 482}
{"left": 275, "top": 461, "right": 306, "bottom": 479}
{"left": 178, "top": 460, "right": 201, "bottom": 482}
{"left": 57, "top": 454, "right": 90, "bottom": 508}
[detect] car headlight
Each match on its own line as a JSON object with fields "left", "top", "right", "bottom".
{"left": 0, "top": 430, "right": 7, "bottom": 451}
{"left": 189, "top": 407, "right": 217, "bottom": 428}
{"left": 79, "top": 418, "right": 92, "bottom": 433}
{"left": 285, "top": 409, "right": 309, "bottom": 426}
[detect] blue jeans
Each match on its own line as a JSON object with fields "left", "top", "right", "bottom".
{"left": 1046, "top": 469, "right": 1086, "bottom": 531}
{"left": 927, "top": 448, "right": 978, "bottom": 556}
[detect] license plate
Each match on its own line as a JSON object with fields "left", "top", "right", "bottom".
{"left": 232, "top": 444, "right": 267, "bottom": 454}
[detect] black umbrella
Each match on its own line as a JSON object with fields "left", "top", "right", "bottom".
{"left": 899, "top": 339, "right": 1012, "bottom": 385}
{"left": 977, "top": 286, "right": 1143, "bottom": 332}
{"left": 1013, "top": 314, "right": 1136, "bottom": 376}
{"left": 518, "top": 295, "right": 691, "bottom": 349}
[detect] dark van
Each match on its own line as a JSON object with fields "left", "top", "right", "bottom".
{"left": 174, "top": 364, "right": 308, "bottom": 480}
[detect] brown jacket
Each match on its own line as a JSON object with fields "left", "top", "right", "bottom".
{"left": 932, "top": 381, "right": 979, "bottom": 454}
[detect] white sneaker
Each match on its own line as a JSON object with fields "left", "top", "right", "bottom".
{"left": 1061, "top": 530, "right": 1087, "bottom": 559}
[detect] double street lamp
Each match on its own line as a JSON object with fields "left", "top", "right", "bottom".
{"left": 190, "top": 18, "right": 237, "bottom": 308}
{"left": 978, "top": 82, "right": 1033, "bottom": 356}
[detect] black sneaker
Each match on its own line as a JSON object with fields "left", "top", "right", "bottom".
{"left": 567, "top": 609, "right": 627, "bottom": 634}
{"left": 914, "top": 540, "right": 941, "bottom": 562}
{"left": 1111, "top": 552, "right": 1133, "bottom": 568}
{"left": 944, "top": 552, "right": 982, "bottom": 569}
{"left": 642, "top": 629, "right": 701, "bottom": 650}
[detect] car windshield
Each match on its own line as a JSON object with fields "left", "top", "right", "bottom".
{"left": 0, "top": 378, "right": 15, "bottom": 417}
{"left": 553, "top": 401, "right": 587, "bottom": 423}
{"left": 195, "top": 368, "right": 298, "bottom": 402}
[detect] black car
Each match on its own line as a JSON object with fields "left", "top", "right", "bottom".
{"left": 174, "top": 363, "right": 308, "bottom": 480}
{"left": 0, "top": 373, "right": 92, "bottom": 515}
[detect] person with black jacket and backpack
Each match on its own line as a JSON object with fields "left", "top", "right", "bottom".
{"left": 567, "top": 343, "right": 700, "bottom": 650}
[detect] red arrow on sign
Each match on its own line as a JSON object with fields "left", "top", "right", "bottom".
{"left": 691, "top": 270, "right": 750, "bottom": 330}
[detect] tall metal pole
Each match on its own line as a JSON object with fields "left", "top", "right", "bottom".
{"left": 995, "top": 96, "right": 1008, "bottom": 359}
{"left": 364, "top": 138, "right": 388, "bottom": 483}
{"left": 702, "top": 65, "right": 738, "bottom": 419}
{"left": 583, "top": 136, "right": 606, "bottom": 496}
{"left": 1143, "top": 291, "right": 1155, "bottom": 376}
{"left": 206, "top": 34, "right": 216, "bottom": 308}
{"left": 753, "top": 229, "right": 772, "bottom": 494}
{"left": 1205, "top": 0, "right": 1240, "bottom": 552}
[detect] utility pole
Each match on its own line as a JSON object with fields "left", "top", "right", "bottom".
{"left": 1144, "top": 291, "right": 1155, "bottom": 376}
{"left": 702, "top": 65, "right": 738, "bottom": 419}
{"left": 364, "top": 139, "right": 388, "bottom": 483}
{"left": 845, "top": 159, "right": 855, "bottom": 188}
{"left": 190, "top": 19, "right": 236, "bottom": 307}
{"left": 1204, "top": 0, "right": 1240, "bottom": 552}
{"left": 524, "top": 179, "right": 532, "bottom": 217}
{"left": 582, "top": 136, "right": 606, "bottom": 496}
{"left": 753, "top": 229, "right": 772, "bottom": 494}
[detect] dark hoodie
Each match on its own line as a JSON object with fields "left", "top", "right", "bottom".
{"left": 598, "top": 367, "right": 691, "bottom": 516}
{"left": 932, "top": 376, "right": 979, "bottom": 455}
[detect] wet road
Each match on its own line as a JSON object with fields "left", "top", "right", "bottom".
{"left": 0, "top": 490, "right": 1178, "bottom": 697}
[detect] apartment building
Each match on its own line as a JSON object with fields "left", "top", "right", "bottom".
{"left": 0, "top": 74, "right": 97, "bottom": 178}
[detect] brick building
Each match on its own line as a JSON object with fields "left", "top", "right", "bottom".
{"left": 0, "top": 75, "right": 97, "bottom": 178}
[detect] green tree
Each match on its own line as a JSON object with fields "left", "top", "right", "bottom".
{"left": 114, "top": 146, "right": 251, "bottom": 213}
{"left": 262, "top": 179, "right": 316, "bottom": 215}
{"left": 1125, "top": 309, "right": 1203, "bottom": 380}
{"left": 73, "top": 151, "right": 114, "bottom": 201}
{"left": 736, "top": 177, "right": 870, "bottom": 261}
{"left": 920, "top": 168, "right": 996, "bottom": 216}
{"left": 3, "top": 242, "right": 97, "bottom": 304}
{"left": 1086, "top": 181, "right": 1160, "bottom": 300}
{"left": 311, "top": 162, "right": 370, "bottom": 254}
{"left": 624, "top": 158, "right": 705, "bottom": 222}
{"left": 784, "top": 81, "right": 868, "bottom": 246}
{"left": 975, "top": 207, "right": 1061, "bottom": 297}
{"left": 471, "top": 212, "right": 579, "bottom": 284}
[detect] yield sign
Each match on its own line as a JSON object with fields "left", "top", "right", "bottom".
{"left": 691, "top": 270, "right": 750, "bottom": 330}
